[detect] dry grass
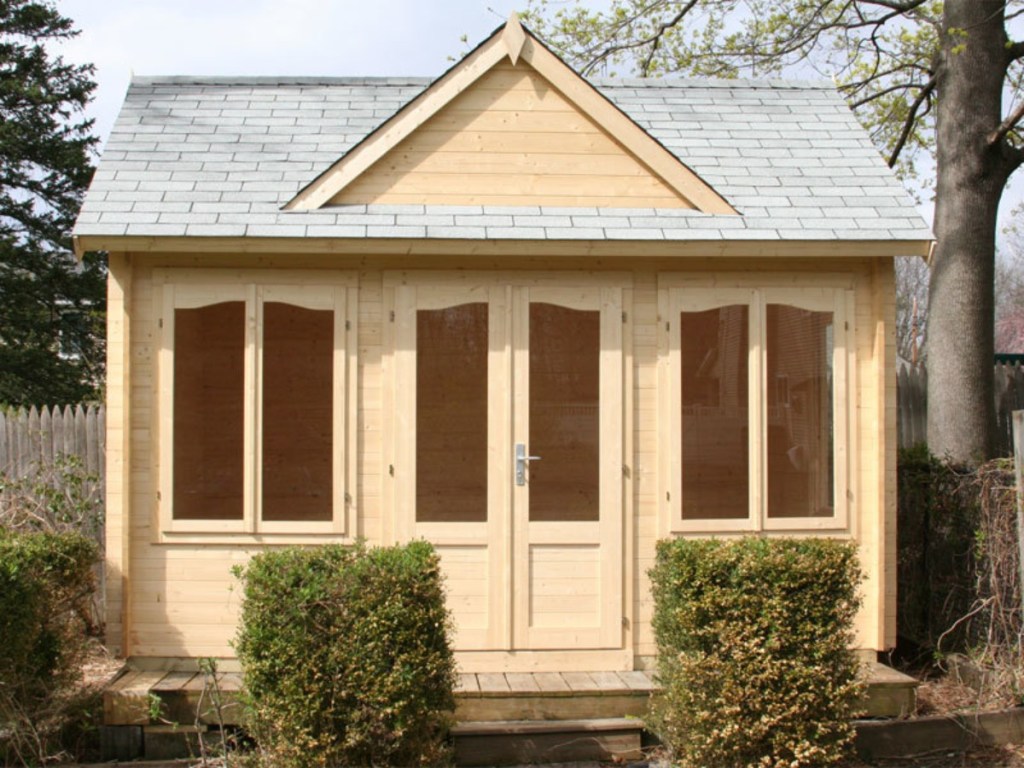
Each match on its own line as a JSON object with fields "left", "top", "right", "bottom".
{"left": 846, "top": 745, "right": 1024, "bottom": 767}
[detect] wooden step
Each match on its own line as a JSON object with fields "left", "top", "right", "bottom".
{"left": 454, "top": 670, "right": 655, "bottom": 722}
{"left": 451, "top": 718, "right": 644, "bottom": 766}
{"left": 101, "top": 662, "right": 918, "bottom": 761}
{"left": 104, "top": 663, "right": 916, "bottom": 726}
{"left": 862, "top": 661, "right": 918, "bottom": 718}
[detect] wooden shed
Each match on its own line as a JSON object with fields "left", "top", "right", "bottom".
{"left": 75, "top": 16, "right": 932, "bottom": 684}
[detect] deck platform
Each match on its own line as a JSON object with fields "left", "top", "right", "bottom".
{"left": 101, "top": 662, "right": 918, "bottom": 762}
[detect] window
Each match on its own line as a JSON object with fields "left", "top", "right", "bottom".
{"left": 156, "top": 272, "right": 354, "bottom": 537}
{"left": 663, "top": 282, "right": 853, "bottom": 532}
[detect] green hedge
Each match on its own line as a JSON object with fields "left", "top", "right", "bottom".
{"left": 648, "top": 537, "right": 863, "bottom": 768}
{"left": 0, "top": 529, "right": 98, "bottom": 765}
{"left": 234, "top": 541, "right": 456, "bottom": 767}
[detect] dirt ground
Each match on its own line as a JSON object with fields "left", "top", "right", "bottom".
{"left": 843, "top": 745, "right": 1024, "bottom": 767}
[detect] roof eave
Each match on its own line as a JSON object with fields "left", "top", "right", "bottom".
{"left": 74, "top": 234, "right": 934, "bottom": 259}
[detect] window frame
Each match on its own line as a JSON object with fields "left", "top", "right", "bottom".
{"left": 659, "top": 275, "right": 855, "bottom": 534}
{"left": 154, "top": 269, "right": 357, "bottom": 542}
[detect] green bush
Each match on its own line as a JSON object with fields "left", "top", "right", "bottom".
{"left": 0, "top": 529, "right": 98, "bottom": 765}
{"left": 648, "top": 537, "right": 863, "bottom": 768}
{"left": 234, "top": 540, "right": 456, "bottom": 767}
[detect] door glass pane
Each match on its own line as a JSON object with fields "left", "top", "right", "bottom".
{"left": 529, "top": 302, "right": 599, "bottom": 522}
{"left": 262, "top": 302, "right": 333, "bottom": 522}
{"left": 680, "top": 306, "right": 749, "bottom": 520}
{"left": 173, "top": 302, "right": 244, "bottom": 520}
{"left": 417, "top": 304, "right": 488, "bottom": 523}
{"left": 766, "top": 304, "right": 834, "bottom": 518}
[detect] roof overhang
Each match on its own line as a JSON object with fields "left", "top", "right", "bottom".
{"left": 74, "top": 234, "right": 933, "bottom": 260}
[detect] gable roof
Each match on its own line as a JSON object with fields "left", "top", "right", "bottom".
{"left": 73, "top": 57, "right": 934, "bottom": 254}
{"left": 286, "top": 16, "right": 735, "bottom": 214}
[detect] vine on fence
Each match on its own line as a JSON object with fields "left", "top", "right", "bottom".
{"left": 946, "top": 459, "right": 1023, "bottom": 707}
{"left": 898, "top": 449, "right": 1024, "bottom": 707}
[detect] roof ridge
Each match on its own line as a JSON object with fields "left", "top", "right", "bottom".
{"left": 127, "top": 74, "right": 834, "bottom": 90}
{"left": 590, "top": 75, "right": 835, "bottom": 89}
{"left": 130, "top": 75, "right": 436, "bottom": 87}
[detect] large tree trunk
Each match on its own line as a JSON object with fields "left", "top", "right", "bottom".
{"left": 927, "top": 0, "right": 1011, "bottom": 463}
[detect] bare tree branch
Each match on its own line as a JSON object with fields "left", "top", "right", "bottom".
{"left": 888, "top": 76, "right": 936, "bottom": 167}
{"left": 988, "top": 99, "right": 1024, "bottom": 146}
{"left": 639, "top": 0, "right": 698, "bottom": 76}
{"left": 1002, "top": 141, "right": 1024, "bottom": 174}
{"left": 858, "top": 0, "right": 929, "bottom": 10}
{"left": 847, "top": 78, "right": 925, "bottom": 107}
{"left": 580, "top": 0, "right": 699, "bottom": 75}
{"left": 1008, "top": 40, "right": 1024, "bottom": 62}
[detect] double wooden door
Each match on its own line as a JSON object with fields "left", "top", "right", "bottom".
{"left": 388, "top": 274, "right": 624, "bottom": 653}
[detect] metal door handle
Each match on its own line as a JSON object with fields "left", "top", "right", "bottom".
{"left": 515, "top": 443, "right": 541, "bottom": 486}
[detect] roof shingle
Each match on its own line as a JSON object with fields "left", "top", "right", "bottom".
{"left": 74, "top": 75, "right": 933, "bottom": 245}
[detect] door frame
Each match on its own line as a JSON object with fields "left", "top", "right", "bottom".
{"left": 382, "top": 270, "right": 634, "bottom": 671}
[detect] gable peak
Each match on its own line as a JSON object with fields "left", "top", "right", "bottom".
{"left": 285, "top": 18, "right": 736, "bottom": 214}
{"left": 502, "top": 12, "right": 527, "bottom": 65}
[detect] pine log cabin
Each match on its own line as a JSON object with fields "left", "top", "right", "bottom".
{"left": 74, "top": 14, "right": 932, "bottom": 716}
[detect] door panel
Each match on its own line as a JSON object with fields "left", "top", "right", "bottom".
{"left": 394, "top": 283, "right": 510, "bottom": 650}
{"left": 390, "top": 275, "right": 622, "bottom": 653}
{"left": 514, "top": 285, "right": 623, "bottom": 650}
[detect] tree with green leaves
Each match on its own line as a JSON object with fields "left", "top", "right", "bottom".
{"left": 525, "top": 0, "right": 1020, "bottom": 463}
{"left": 0, "top": 0, "right": 102, "bottom": 406}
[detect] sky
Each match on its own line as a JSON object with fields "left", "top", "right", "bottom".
{"left": 58, "top": 0, "right": 521, "bottom": 149}
{"left": 50, "top": 0, "right": 1024, "bottom": 235}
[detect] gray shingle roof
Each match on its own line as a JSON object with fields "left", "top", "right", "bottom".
{"left": 73, "top": 75, "right": 933, "bottom": 245}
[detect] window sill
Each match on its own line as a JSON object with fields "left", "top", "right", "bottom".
{"left": 156, "top": 530, "right": 353, "bottom": 546}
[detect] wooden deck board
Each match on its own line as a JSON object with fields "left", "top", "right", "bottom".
{"left": 560, "top": 671, "right": 601, "bottom": 692}
{"left": 476, "top": 673, "right": 511, "bottom": 693}
{"left": 102, "top": 663, "right": 917, "bottom": 730}
{"left": 865, "top": 661, "right": 918, "bottom": 686}
{"left": 617, "top": 670, "right": 656, "bottom": 691}
{"left": 151, "top": 671, "right": 195, "bottom": 692}
{"left": 456, "top": 673, "right": 479, "bottom": 694}
{"left": 219, "top": 673, "right": 244, "bottom": 692}
{"left": 183, "top": 673, "right": 209, "bottom": 693}
{"left": 533, "top": 672, "right": 571, "bottom": 692}
{"left": 589, "top": 671, "right": 624, "bottom": 691}
{"left": 505, "top": 673, "right": 541, "bottom": 693}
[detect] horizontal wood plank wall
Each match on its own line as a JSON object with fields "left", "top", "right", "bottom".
{"left": 880, "top": 260, "right": 898, "bottom": 649}
{"left": 330, "top": 62, "right": 691, "bottom": 209}
{"left": 106, "top": 253, "right": 130, "bottom": 657}
{"left": 633, "top": 272, "right": 659, "bottom": 663}
{"left": 122, "top": 253, "right": 888, "bottom": 663}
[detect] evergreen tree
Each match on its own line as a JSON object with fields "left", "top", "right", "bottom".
{"left": 0, "top": 0, "right": 102, "bottom": 406}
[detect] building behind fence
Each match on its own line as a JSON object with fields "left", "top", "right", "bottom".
{"left": 898, "top": 360, "right": 1024, "bottom": 454}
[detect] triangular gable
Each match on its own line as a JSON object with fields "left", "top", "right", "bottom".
{"left": 286, "top": 15, "right": 736, "bottom": 214}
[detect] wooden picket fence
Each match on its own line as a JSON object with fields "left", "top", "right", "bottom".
{"left": 0, "top": 404, "right": 105, "bottom": 481}
{"left": 0, "top": 404, "right": 106, "bottom": 625}
{"left": 898, "top": 361, "right": 1024, "bottom": 454}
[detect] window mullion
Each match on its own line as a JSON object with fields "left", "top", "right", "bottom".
{"left": 751, "top": 289, "right": 766, "bottom": 531}
{"left": 333, "top": 286, "right": 347, "bottom": 534}
{"left": 246, "top": 284, "right": 260, "bottom": 534}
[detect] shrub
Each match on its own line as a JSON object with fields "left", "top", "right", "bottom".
{"left": 648, "top": 537, "right": 863, "bottom": 768}
{"left": 0, "top": 529, "right": 98, "bottom": 765}
{"left": 234, "top": 540, "right": 456, "bottom": 767}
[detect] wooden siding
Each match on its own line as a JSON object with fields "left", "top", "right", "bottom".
{"left": 330, "top": 63, "right": 692, "bottom": 209}
{"left": 116, "top": 252, "right": 893, "bottom": 666}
